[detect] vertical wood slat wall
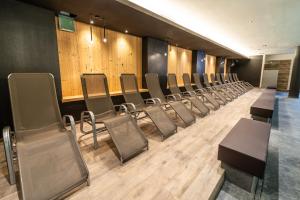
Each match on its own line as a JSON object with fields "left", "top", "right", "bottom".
{"left": 167, "top": 45, "right": 192, "bottom": 86}
{"left": 56, "top": 19, "right": 142, "bottom": 100}
{"left": 205, "top": 55, "right": 216, "bottom": 82}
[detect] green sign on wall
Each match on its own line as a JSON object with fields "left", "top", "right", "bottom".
{"left": 58, "top": 14, "right": 75, "bottom": 32}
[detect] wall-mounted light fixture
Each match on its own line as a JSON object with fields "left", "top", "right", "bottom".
{"left": 89, "top": 16, "right": 93, "bottom": 42}
{"left": 164, "top": 52, "right": 167, "bottom": 56}
{"left": 103, "top": 26, "right": 107, "bottom": 43}
{"left": 125, "top": 29, "right": 128, "bottom": 33}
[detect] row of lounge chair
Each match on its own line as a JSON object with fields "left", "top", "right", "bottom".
{"left": 3, "top": 72, "right": 252, "bottom": 200}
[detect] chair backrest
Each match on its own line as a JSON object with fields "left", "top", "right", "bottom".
{"left": 145, "top": 73, "right": 166, "bottom": 102}
{"left": 81, "top": 73, "right": 115, "bottom": 116}
{"left": 210, "top": 74, "right": 217, "bottom": 86}
{"left": 120, "top": 74, "right": 145, "bottom": 107}
{"left": 203, "top": 73, "right": 211, "bottom": 87}
{"left": 221, "top": 73, "right": 226, "bottom": 83}
{"left": 193, "top": 73, "right": 204, "bottom": 89}
{"left": 233, "top": 73, "right": 237, "bottom": 81}
{"left": 229, "top": 73, "right": 234, "bottom": 82}
{"left": 234, "top": 73, "right": 239, "bottom": 81}
{"left": 225, "top": 73, "right": 230, "bottom": 82}
{"left": 167, "top": 74, "right": 181, "bottom": 94}
{"left": 8, "top": 73, "right": 62, "bottom": 133}
{"left": 216, "top": 73, "right": 223, "bottom": 84}
{"left": 182, "top": 73, "right": 194, "bottom": 92}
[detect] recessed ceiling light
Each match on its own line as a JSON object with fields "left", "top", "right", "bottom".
{"left": 164, "top": 52, "right": 167, "bottom": 56}
{"left": 90, "top": 19, "right": 94, "bottom": 24}
{"left": 125, "top": 30, "right": 128, "bottom": 33}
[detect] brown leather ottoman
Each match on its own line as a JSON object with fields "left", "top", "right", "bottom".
{"left": 250, "top": 90, "right": 276, "bottom": 120}
{"left": 218, "top": 118, "right": 271, "bottom": 179}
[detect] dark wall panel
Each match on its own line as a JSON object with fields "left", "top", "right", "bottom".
{"left": 191, "top": 50, "right": 205, "bottom": 82}
{"left": 230, "top": 56, "right": 263, "bottom": 87}
{"left": 216, "top": 57, "right": 225, "bottom": 73}
{"left": 0, "top": 0, "right": 61, "bottom": 131}
{"left": 142, "top": 37, "right": 168, "bottom": 91}
{"left": 289, "top": 46, "right": 300, "bottom": 98}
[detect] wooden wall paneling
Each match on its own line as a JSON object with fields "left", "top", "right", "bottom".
{"left": 264, "top": 60, "right": 291, "bottom": 91}
{"left": 167, "top": 45, "right": 192, "bottom": 86}
{"left": 224, "top": 59, "right": 227, "bottom": 74}
{"left": 205, "top": 55, "right": 216, "bottom": 82}
{"left": 56, "top": 20, "right": 142, "bottom": 99}
{"left": 56, "top": 18, "right": 80, "bottom": 97}
{"left": 278, "top": 60, "right": 291, "bottom": 90}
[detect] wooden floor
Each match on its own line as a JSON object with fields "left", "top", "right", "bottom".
{"left": 0, "top": 89, "right": 263, "bottom": 200}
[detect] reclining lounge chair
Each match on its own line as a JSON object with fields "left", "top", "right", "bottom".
{"left": 233, "top": 73, "right": 253, "bottom": 88}
{"left": 229, "top": 73, "right": 251, "bottom": 90}
{"left": 145, "top": 73, "right": 195, "bottom": 127}
{"left": 3, "top": 73, "right": 89, "bottom": 200}
{"left": 203, "top": 73, "right": 234, "bottom": 101}
{"left": 214, "top": 73, "right": 240, "bottom": 98}
{"left": 120, "top": 74, "right": 177, "bottom": 140}
{"left": 182, "top": 73, "right": 220, "bottom": 110}
{"left": 80, "top": 73, "right": 148, "bottom": 163}
{"left": 214, "top": 73, "right": 241, "bottom": 97}
{"left": 227, "top": 73, "right": 247, "bottom": 93}
{"left": 222, "top": 73, "right": 244, "bottom": 95}
{"left": 193, "top": 73, "right": 228, "bottom": 105}
{"left": 167, "top": 74, "right": 210, "bottom": 117}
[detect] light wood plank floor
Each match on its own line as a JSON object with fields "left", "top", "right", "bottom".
{"left": 0, "top": 88, "right": 263, "bottom": 200}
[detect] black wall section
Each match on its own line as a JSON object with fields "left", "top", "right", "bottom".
{"left": 0, "top": 0, "right": 61, "bottom": 132}
{"left": 216, "top": 57, "right": 225, "bottom": 73}
{"left": 230, "top": 56, "right": 263, "bottom": 87}
{"left": 191, "top": 50, "right": 206, "bottom": 82}
{"left": 142, "top": 37, "right": 168, "bottom": 92}
{"left": 289, "top": 46, "right": 300, "bottom": 98}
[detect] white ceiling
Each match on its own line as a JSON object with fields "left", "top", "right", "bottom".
{"left": 122, "top": 0, "right": 300, "bottom": 57}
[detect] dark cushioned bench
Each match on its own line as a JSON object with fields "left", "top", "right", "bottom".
{"left": 218, "top": 118, "right": 271, "bottom": 178}
{"left": 250, "top": 89, "right": 276, "bottom": 119}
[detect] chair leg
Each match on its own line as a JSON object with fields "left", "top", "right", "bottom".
{"left": 3, "top": 127, "right": 16, "bottom": 185}
{"left": 92, "top": 126, "right": 99, "bottom": 149}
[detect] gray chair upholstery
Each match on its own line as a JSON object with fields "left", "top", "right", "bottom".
{"left": 205, "top": 73, "right": 235, "bottom": 100}
{"left": 214, "top": 73, "right": 240, "bottom": 98}
{"left": 234, "top": 73, "right": 253, "bottom": 88}
{"left": 225, "top": 73, "right": 245, "bottom": 94}
{"left": 168, "top": 74, "right": 210, "bottom": 117}
{"left": 193, "top": 73, "right": 228, "bottom": 104}
{"left": 120, "top": 74, "right": 177, "bottom": 140}
{"left": 80, "top": 73, "right": 148, "bottom": 163}
{"left": 3, "top": 73, "right": 89, "bottom": 200}
{"left": 182, "top": 73, "right": 220, "bottom": 109}
{"left": 145, "top": 73, "right": 195, "bottom": 126}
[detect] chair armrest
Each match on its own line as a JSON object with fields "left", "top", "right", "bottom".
{"left": 173, "top": 93, "right": 182, "bottom": 100}
{"left": 165, "top": 94, "right": 177, "bottom": 101}
{"left": 114, "top": 104, "right": 128, "bottom": 113}
{"left": 63, "top": 115, "right": 76, "bottom": 137}
{"left": 152, "top": 97, "right": 162, "bottom": 104}
{"left": 3, "top": 126, "right": 16, "bottom": 185}
{"left": 80, "top": 111, "right": 96, "bottom": 131}
{"left": 185, "top": 91, "right": 197, "bottom": 96}
{"left": 120, "top": 103, "right": 136, "bottom": 113}
{"left": 195, "top": 88, "right": 206, "bottom": 93}
{"left": 144, "top": 98, "right": 157, "bottom": 104}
